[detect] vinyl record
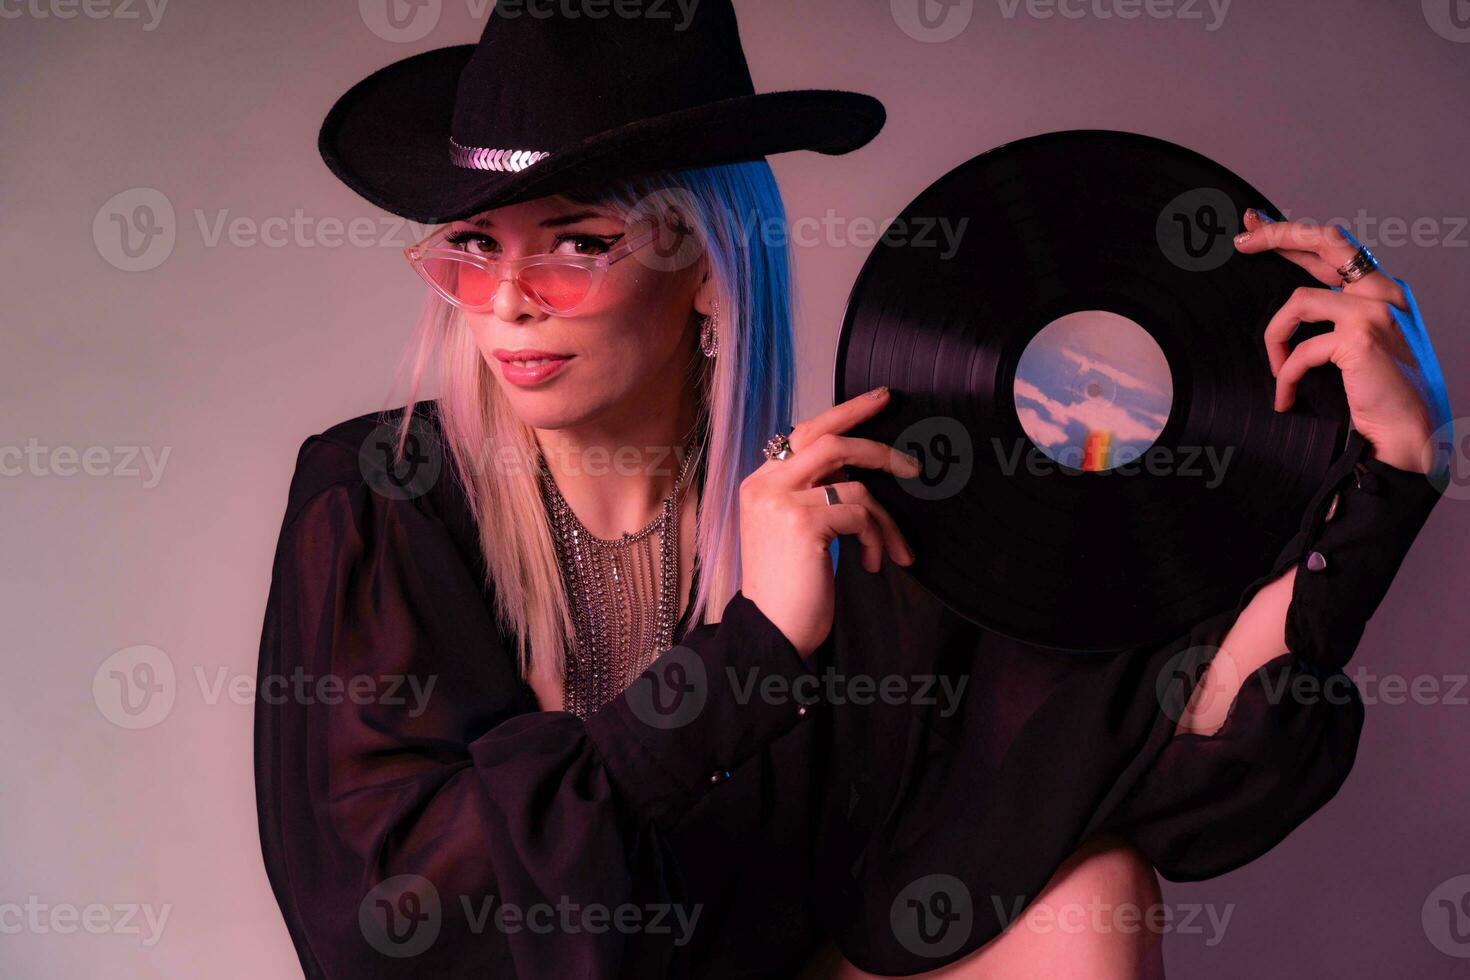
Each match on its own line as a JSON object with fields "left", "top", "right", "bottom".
{"left": 834, "top": 129, "right": 1350, "bottom": 652}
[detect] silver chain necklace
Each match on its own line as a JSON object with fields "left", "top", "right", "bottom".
{"left": 538, "top": 432, "right": 700, "bottom": 719}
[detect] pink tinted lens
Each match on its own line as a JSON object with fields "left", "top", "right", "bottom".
{"left": 517, "top": 263, "right": 593, "bottom": 312}
{"left": 420, "top": 254, "right": 499, "bottom": 308}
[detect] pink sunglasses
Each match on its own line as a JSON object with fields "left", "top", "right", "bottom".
{"left": 404, "top": 217, "right": 659, "bottom": 315}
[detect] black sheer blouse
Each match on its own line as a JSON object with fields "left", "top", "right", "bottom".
{"left": 253, "top": 399, "right": 1443, "bottom": 978}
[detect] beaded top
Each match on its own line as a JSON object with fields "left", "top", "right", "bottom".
{"left": 538, "top": 430, "right": 703, "bottom": 719}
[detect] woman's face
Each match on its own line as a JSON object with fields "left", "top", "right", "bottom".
{"left": 454, "top": 194, "right": 710, "bottom": 433}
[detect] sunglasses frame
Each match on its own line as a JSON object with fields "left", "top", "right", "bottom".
{"left": 403, "top": 216, "right": 659, "bottom": 315}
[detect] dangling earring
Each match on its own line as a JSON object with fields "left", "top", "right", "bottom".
{"left": 699, "top": 296, "right": 719, "bottom": 358}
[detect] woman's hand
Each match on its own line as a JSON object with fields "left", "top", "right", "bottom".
{"left": 739, "top": 387, "right": 921, "bottom": 658}
{"left": 1234, "top": 209, "right": 1452, "bottom": 475}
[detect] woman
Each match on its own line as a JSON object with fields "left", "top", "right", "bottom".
{"left": 254, "top": 3, "right": 1450, "bottom": 978}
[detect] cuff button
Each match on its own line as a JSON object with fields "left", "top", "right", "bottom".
{"left": 1306, "top": 550, "right": 1328, "bottom": 572}
{"left": 797, "top": 704, "right": 809, "bottom": 718}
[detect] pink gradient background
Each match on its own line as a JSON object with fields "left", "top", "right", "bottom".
{"left": 2, "top": 1, "right": 1467, "bottom": 976}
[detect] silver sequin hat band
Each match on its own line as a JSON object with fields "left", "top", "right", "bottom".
{"left": 448, "top": 137, "right": 552, "bottom": 172}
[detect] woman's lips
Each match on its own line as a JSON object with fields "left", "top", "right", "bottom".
{"left": 496, "top": 354, "right": 573, "bottom": 387}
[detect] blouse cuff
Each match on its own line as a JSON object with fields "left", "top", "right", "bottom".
{"left": 1233, "top": 428, "right": 1445, "bottom": 673}
{"left": 584, "top": 590, "right": 819, "bottom": 832}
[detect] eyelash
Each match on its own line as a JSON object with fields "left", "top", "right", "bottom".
{"left": 443, "top": 231, "right": 618, "bottom": 256}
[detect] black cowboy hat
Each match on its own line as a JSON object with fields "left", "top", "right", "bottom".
{"left": 319, "top": 0, "right": 887, "bottom": 225}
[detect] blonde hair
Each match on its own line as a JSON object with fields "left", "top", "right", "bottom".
{"left": 384, "top": 160, "right": 796, "bottom": 684}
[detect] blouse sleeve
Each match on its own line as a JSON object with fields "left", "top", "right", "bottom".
{"left": 1095, "top": 427, "right": 1447, "bottom": 881}
{"left": 253, "top": 433, "right": 817, "bottom": 978}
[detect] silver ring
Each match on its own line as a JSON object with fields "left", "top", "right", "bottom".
{"left": 823, "top": 485, "right": 840, "bottom": 506}
{"left": 1337, "top": 245, "right": 1380, "bottom": 285}
{"left": 763, "top": 432, "right": 793, "bottom": 461}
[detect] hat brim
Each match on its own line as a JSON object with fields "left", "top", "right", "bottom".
{"left": 319, "top": 46, "right": 886, "bottom": 224}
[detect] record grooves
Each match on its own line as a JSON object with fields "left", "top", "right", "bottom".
{"left": 834, "top": 129, "right": 1349, "bottom": 651}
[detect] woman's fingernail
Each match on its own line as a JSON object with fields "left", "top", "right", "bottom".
{"left": 869, "top": 385, "right": 889, "bottom": 399}
{"left": 904, "top": 452, "right": 923, "bottom": 472}
{"left": 1234, "top": 231, "right": 1252, "bottom": 246}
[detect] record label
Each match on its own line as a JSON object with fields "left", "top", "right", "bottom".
{"left": 1013, "top": 309, "right": 1173, "bottom": 473}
